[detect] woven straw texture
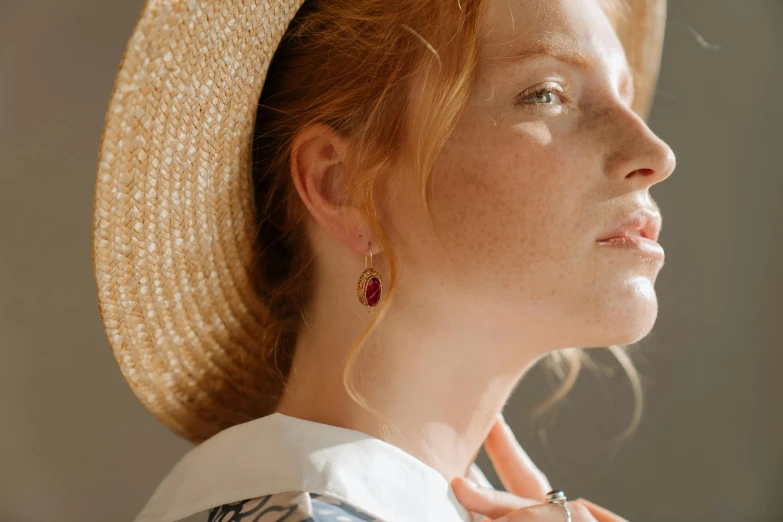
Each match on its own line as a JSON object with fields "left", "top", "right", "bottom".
{"left": 93, "top": 0, "right": 306, "bottom": 445}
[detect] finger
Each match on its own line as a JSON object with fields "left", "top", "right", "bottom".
{"left": 574, "top": 498, "right": 630, "bottom": 522}
{"left": 484, "top": 414, "right": 552, "bottom": 500}
{"left": 496, "top": 501, "right": 599, "bottom": 522}
{"left": 451, "top": 476, "right": 539, "bottom": 519}
{"left": 484, "top": 414, "right": 551, "bottom": 498}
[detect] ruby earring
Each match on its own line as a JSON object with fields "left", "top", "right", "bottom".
{"left": 357, "top": 241, "right": 382, "bottom": 312}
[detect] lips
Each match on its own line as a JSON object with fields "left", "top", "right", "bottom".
{"left": 597, "top": 208, "right": 661, "bottom": 243}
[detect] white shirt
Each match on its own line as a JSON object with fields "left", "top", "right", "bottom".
{"left": 132, "top": 412, "right": 496, "bottom": 522}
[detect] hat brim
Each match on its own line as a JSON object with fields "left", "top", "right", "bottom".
{"left": 93, "top": 0, "right": 307, "bottom": 444}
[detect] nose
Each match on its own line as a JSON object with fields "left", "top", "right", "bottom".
{"left": 603, "top": 104, "right": 676, "bottom": 186}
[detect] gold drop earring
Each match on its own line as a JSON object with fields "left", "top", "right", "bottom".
{"left": 357, "top": 241, "right": 383, "bottom": 313}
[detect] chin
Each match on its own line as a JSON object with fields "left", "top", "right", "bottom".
{"left": 578, "top": 319, "right": 657, "bottom": 349}
{"left": 573, "top": 282, "right": 660, "bottom": 348}
{"left": 609, "top": 314, "right": 658, "bottom": 345}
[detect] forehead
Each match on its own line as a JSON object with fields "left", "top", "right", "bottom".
{"left": 477, "top": 0, "right": 629, "bottom": 75}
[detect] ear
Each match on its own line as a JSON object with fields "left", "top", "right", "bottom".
{"left": 289, "top": 123, "right": 379, "bottom": 257}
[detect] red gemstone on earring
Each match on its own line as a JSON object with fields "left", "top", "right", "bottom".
{"left": 365, "top": 277, "right": 381, "bottom": 307}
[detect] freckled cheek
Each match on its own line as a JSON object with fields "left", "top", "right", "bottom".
{"left": 430, "top": 139, "right": 581, "bottom": 268}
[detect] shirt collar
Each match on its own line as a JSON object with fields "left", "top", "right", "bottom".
{"left": 132, "top": 412, "right": 487, "bottom": 522}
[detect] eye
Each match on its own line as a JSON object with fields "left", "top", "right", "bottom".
{"left": 517, "top": 84, "right": 566, "bottom": 107}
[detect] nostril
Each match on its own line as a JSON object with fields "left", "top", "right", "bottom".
{"left": 628, "top": 167, "right": 655, "bottom": 178}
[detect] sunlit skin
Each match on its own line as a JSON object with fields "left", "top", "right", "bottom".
{"left": 277, "top": 0, "right": 675, "bottom": 518}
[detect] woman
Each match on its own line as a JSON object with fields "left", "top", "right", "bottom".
{"left": 93, "top": 0, "right": 675, "bottom": 520}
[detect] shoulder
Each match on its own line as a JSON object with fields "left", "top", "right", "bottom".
{"left": 206, "top": 490, "right": 384, "bottom": 522}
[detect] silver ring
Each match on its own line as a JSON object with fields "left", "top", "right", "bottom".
{"left": 546, "top": 490, "right": 571, "bottom": 522}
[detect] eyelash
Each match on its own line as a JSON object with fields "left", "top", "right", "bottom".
{"left": 516, "top": 82, "right": 572, "bottom": 111}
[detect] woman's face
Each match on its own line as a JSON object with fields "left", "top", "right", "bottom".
{"left": 382, "top": 0, "right": 676, "bottom": 352}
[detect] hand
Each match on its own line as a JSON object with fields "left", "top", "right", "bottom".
{"left": 450, "top": 414, "right": 629, "bottom": 522}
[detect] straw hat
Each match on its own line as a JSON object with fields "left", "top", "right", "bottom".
{"left": 93, "top": 0, "right": 667, "bottom": 445}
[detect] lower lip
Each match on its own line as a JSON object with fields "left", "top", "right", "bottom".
{"left": 596, "top": 235, "right": 665, "bottom": 260}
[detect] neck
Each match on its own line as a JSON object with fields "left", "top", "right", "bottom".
{"left": 275, "top": 274, "right": 544, "bottom": 482}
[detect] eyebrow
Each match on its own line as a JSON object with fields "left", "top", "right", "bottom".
{"left": 497, "top": 40, "right": 595, "bottom": 70}
{"left": 496, "top": 40, "right": 636, "bottom": 100}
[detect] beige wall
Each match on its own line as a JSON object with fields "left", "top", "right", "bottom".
{"left": 1, "top": 1, "right": 781, "bottom": 521}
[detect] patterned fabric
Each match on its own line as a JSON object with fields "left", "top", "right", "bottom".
{"left": 207, "top": 491, "right": 384, "bottom": 522}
